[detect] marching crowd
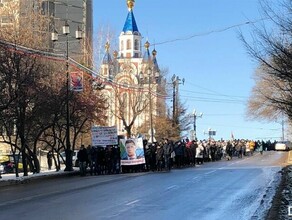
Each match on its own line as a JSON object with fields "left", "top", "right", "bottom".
{"left": 76, "top": 138, "right": 276, "bottom": 176}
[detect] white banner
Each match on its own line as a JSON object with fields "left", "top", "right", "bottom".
{"left": 91, "top": 126, "right": 118, "bottom": 146}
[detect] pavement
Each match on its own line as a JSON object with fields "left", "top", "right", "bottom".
{"left": 0, "top": 167, "right": 80, "bottom": 187}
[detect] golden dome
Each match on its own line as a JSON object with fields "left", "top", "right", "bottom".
{"left": 152, "top": 49, "right": 157, "bottom": 56}
{"left": 105, "top": 42, "right": 110, "bottom": 52}
{"left": 127, "top": 0, "right": 135, "bottom": 11}
{"left": 144, "top": 41, "right": 150, "bottom": 49}
{"left": 113, "top": 50, "right": 118, "bottom": 58}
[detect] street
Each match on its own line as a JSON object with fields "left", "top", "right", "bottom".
{"left": 0, "top": 151, "right": 288, "bottom": 220}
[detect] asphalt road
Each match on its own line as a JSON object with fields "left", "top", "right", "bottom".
{"left": 0, "top": 151, "right": 288, "bottom": 220}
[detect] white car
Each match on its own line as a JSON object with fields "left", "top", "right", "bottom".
{"left": 275, "top": 141, "right": 292, "bottom": 151}
{"left": 60, "top": 150, "right": 79, "bottom": 167}
{"left": 0, "top": 164, "right": 4, "bottom": 173}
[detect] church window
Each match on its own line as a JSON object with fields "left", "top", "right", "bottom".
{"left": 134, "top": 39, "right": 139, "bottom": 50}
{"left": 121, "top": 40, "right": 124, "bottom": 50}
{"left": 127, "top": 39, "right": 131, "bottom": 49}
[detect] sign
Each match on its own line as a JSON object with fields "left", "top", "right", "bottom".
{"left": 70, "top": 71, "right": 83, "bottom": 91}
{"left": 120, "top": 138, "right": 145, "bottom": 165}
{"left": 91, "top": 126, "right": 118, "bottom": 146}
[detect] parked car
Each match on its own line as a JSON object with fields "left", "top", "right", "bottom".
{"left": 0, "top": 154, "right": 23, "bottom": 173}
{"left": 60, "top": 150, "right": 79, "bottom": 167}
{"left": 0, "top": 163, "right": 4, "bottom": 174}
{"left": 275, "top": 141, "right": 292, "bottom": 151}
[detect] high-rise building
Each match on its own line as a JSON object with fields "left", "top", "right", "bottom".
{"left": 0, "top": 0, "right": 93, "bottom": 66}
{"left": 41, "top": 0, "right": 93, "bottom": 66}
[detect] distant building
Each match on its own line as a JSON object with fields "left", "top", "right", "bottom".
{"left": 99, "top": 0, "right": 165, "bottom": 139}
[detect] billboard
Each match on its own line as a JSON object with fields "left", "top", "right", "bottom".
{"left": 120, "top": 138, "right": 145, "bottom": 165}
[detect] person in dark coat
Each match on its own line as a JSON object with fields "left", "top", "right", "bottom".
{"left": 174, "top": 141, "right": 184, "bottom": 168}
{"left": 89, "top": 146, "right": 98, "bottom": 175}
{"left": 155, "top": 142, "right": 164, "bottom": 171}
{"left": 47, "top": 151, "right": 53, "bottom": 170}
{"left": 163, "top": 139, "right": 171, "bottom": 171}
{"left": 77, "top": 145, "right": 88, "bottom": 176}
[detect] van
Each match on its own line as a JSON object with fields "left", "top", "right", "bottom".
{"left": 60, "top": 150, "right": 79, "bottom": 167}
{"left": 275, "top": 141, "right": 292, "bottom": 151}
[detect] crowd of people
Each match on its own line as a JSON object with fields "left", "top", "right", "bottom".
{"left": 75, "top": 138, "right": 276, "bottom": 176}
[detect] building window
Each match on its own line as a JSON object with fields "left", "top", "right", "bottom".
{"left": 104, "top": 68, "right": 108, "bottom": 76}
{"left": 121, "top": 40, "right": 124, "bottom": 50}
{"left": 134, "top": 39, "right": 139, "bottom": 50}
{"left": 126, "top": 39, "right": 131, "bottom": 50}
{"left": 41, "top": 1, "right": 55, "bottom": 16}
{"left": 1, "top": 15, "right": 12, "bottom": 23}
{"left": 134, "top": 53, "right": 139, "bottom": 58}
{"left": 0, "top": 0, "right": 13, "bottom": 4}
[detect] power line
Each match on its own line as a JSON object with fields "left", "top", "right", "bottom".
{"left": 180, "top": 95, "right": 246, "bottom": 104}
{"left": 180, "top": 88, "right": 247, "bottom": 99}
{"left": 154, "top": 16, "right": 271, "bottom": 46}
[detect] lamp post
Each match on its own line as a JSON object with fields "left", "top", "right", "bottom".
{"left": 193, "top": 109, "right": 203, "bottom": 140}
{"left": 51, "top": 21, "right": 82, "bottom": 171}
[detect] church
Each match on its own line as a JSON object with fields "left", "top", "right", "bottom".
{"left": 99, "top": 0, "right": 164, "bottom": 141}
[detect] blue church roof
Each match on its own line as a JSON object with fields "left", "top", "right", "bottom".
{"left": 102, "top": 52, "right": 112, "bottom": 64}
{"left": 142, "top": 49, "right": 151, "bottom": 63}
{"left": 122, "top": 10, "right": 139, "bottom": 33}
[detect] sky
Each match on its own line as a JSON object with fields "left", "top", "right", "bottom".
{"left": 93, "top": 0, "right": 285, "bottom": 141}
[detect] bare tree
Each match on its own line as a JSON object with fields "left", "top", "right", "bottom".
{"left": 240, "top": 0, "right": 292, "bottom": 122}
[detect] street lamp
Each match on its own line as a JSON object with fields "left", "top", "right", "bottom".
{"left": 193, "top": 109, "right": 203, "bottom": 140}
{"left": 51, "top": 21, "right": 82, "bottom": 171}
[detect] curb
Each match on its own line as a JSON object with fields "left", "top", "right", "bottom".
{"left": 0, "top": 171, "right": 79, "bottom": 188}
{"left": 287, "top": 151, "right": 292, "bottom": 164}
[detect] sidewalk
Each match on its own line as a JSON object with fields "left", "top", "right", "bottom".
{"left": 0, "top": 168, "right": 79, "bottom": 187}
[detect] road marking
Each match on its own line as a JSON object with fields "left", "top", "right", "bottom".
{"left": 126, "top": 199, "right": 140, "bottom": 206}
{"left": 166, "top": 185, "right": 178, "bottom": 190}
{"left": 205, "top": 170, "right": 216, "bottom": 175}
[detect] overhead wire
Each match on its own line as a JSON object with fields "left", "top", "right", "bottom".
{"left": 153, "top": 16, "right": 272, "bottom": 46}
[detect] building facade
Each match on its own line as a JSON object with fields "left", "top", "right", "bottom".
{"left": 0, "top": 0, "right": 92, "bottom": 66}
{"left": 100, "top": 0, "right": 163, "bottom": 140}
{"left": 0, "top": 0, "right": 93, "bottom": 154}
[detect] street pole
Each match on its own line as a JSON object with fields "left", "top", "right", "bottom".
{"left": 193, "top": 109, "right": 203, "bottom": 140}
{"left": 172, "top": 78, "right": 176, "bottom": 126}
{"left": 148, "top": 68, "right": 154, "bottom": 143}
{"left": 51, "top": 21, "right": 82, "bottom": 172}
{"left": 64, "top": 28, "right": 73, "bottom": 171}
{"left": 171, "top": 74, "right": 184, "bottom": 126}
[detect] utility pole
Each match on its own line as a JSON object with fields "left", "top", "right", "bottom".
{"left": 171, "top": 74, "right": 184, "bottom": 126}
{"left": 192, "top": 109, "right": 203, "bottom": 140}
